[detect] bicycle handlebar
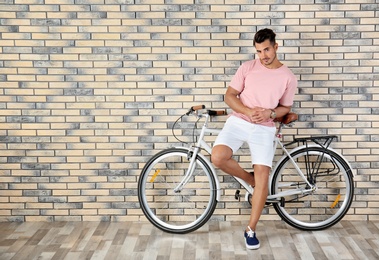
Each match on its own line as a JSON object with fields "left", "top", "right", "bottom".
{"left": 207, "top": 109, "right": 227, "bottom": 116}
{"left": 190, "top": 105, "right": 205, "bottom": 111}
{"left": 188, "top": 105, "right": 227, "bottom": 117}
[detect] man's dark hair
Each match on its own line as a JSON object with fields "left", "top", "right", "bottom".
{"left": 253, "top": 28, "right": 276, "bottom": 46}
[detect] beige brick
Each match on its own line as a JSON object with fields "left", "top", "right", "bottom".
{"left": 25, "top": 216, "right": 53, "bottom": 221}
{"left": 361, "top": 17, "right": 379, "bottom": 24}
{"left": 96, "top": 181, "right": 124, "bottom": 189}
{"left": 10, "top": 197, "right": 37, "bottom": 203}
{"left": 98, "top": 208, "right": 126, "bottom": 215}
{"left": 70, "top": 209, "right": 97, "bottom": 215}
{"left": 66, "top": 170, "right": 96, "bottom": 177}
{"left": 137, "top": 12, "right": 166, "bottom": 19}
{"left": 7, "top": 129, "right": 36, "bottom": 136}
{"left": 81, "top": 189, "right": 109, "bottom": 196}
{"left": 166, "top": 12, "right": 195, "bottom": 19}
{"left": 10, "top": 183, "right": 37, "bottom": 190}
{"left": 83, "top": 202, "right": 111, "bottom": 209}
{"left": 0, "top": 11, "right": 16, "bottom": 18}
{"left": 97, "top": 196, "right": 124, "bottom": 202}
{"left": 53, "top": 190, "right": 80, "bottom": 196}
{"left": 41, "top": 210, "right": 69, "bottom": 216}
{"left": 347, "top": 11, "right": 375, "bottom": 18}
{"left": 51, "top": 163, "right": 80, "bottom": 170}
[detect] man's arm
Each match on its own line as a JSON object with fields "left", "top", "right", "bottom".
{"left": 225, "top": 86, "right": 291, "bottom": 124}
{"left": 271, "top": 105, "right": 291, "bottom": 119}
{"left": 225, "top": 86, "right": 251, "bottom": 115}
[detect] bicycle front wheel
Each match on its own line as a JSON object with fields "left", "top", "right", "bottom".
{"left": 271, "top": 147, "right": 354, "bottom": 231}
{"left": 138, "top": 148, "right": 218, "bottom": 234}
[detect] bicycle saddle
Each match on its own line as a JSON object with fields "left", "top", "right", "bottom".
{"left": 275, "top": 112, "right": 298, "bottom": 125}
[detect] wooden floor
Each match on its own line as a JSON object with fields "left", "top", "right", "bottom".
{"left": 0, "top": 220, "right": 378, "bottom": 260}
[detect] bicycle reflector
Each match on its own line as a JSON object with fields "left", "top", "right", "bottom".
{"left": 331, "top": 194, "right": 341, "bottom": 209}
{"left": 150, "top": 169, "right": 160, "bottom": 183}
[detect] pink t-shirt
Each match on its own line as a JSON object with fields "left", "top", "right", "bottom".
{"left": 229, "top": 59, "right": 298, "bottom": 127}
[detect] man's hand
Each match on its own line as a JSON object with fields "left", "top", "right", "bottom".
{"left": 247, "top": 107, "right": 271, "bottom": 124}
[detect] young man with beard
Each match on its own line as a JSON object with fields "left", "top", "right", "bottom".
{"left": 211, "top": 28, "right": 298, "bottom": 250}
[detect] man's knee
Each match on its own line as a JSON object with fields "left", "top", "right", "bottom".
{"left": 211, "top": 145, "right": 231, "bottom": 168}
{"left": 211, "top": 153, "right": 222, "bottom": 168}
{"left": 252, "top": 165, "right": 270, "bottom": 189}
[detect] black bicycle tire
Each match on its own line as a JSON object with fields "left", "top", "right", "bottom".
{"left": 137, "top": 148, "right": 218, "bottom": 234}
{"left": 271, "top": 146, "right": 354, "bottom": 231}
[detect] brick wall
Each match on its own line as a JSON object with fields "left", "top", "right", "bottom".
{"left": 0, "top": 0, "right": 378, "bottom": 222}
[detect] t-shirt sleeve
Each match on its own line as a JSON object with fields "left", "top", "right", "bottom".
{"left": 279, "top": 74, "right": 298, "bottom": 107}
{"left": 228, "top": 62, "right": 247, "bottom": 92}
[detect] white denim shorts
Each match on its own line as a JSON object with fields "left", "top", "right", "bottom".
{"left": 213, "top": 115, "right": 276, "bottom": 168}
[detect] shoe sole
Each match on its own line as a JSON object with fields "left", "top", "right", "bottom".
{"left": 246, "top": 243, "right": 260, "bottom": 250}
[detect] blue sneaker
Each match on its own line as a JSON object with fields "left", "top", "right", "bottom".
{"left": 244, "top": 226, "right": 260, "bottom": 250}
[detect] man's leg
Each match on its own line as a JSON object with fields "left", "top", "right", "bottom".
{"left": 247, "top": 164, "right": 270, "bottom": 231}
{"left": 211, "top": 145, "right": 255, "bottom": 187}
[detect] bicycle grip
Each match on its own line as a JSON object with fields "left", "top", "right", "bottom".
{"left": 191, "top": 105, "right": 205, "bottom": 111}
{"left": 207, "top": 109, "right": 227, "bottom": 116}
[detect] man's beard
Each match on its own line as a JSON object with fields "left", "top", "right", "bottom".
{"left": 261, "top": 54, "right": 277, "bottom": 67}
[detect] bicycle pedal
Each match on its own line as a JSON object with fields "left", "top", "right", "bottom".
{"left": 234, "top": 190, "right": 241, "bottom": 201}
{"left": 280, "top": 197, "right": 285, "bottom": 207}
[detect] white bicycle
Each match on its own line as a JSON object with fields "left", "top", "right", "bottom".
{"left": 138, "top": 105, "right": 354, "bottom": 234}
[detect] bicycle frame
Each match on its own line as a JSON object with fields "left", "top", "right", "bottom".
{"left": 173, "top": 111, "right": 348, "bottom": 204}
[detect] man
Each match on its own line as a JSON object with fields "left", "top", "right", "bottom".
{"left": 211, "top": 28, "right": 298, "bottom": 250}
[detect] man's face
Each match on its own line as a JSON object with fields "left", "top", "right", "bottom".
{"left": 255, "top": 39, "right": 278, "bottom": 67}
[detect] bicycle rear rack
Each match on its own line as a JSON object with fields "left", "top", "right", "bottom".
{"left": 285, "top": 135, "right": 339, "bottom": 180}
{"left": 285, "top": 135, "right": 338, "bottom": 149}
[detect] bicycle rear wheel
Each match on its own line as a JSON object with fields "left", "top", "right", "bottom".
{"left": 271, "top": 147, "right": 354, "bottom": 231}
{"left": 138, "top": 148, "right": 217, "bottom": 234}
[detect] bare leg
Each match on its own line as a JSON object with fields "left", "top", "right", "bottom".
{"left": 247, "top": 164, "right": 269, "bottom": 231}
{"left": 212, "top": 145, "right": 269, "bottom": 232}
{"left": 211, "top": 145, "right": 255, "bottom": 187}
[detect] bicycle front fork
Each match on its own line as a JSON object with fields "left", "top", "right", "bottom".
{"left": 173, "top": 148, "right": 199, "bottom": 193}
